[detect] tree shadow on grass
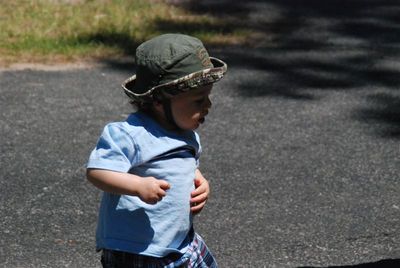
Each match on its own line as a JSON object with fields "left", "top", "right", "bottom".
{"left": 298, "top": 258, "right": 400, "bottom": 268}
{"left": 73, "top": 31, "right": 139, "bottom": 71}
{"left": 74, "top": 0, "right": 400, "bottom": 94}
{"left": 78, "top": 1, "right": 400, "bottom": 94}
{"left": 153, "top": 18, "right": 236, "bottom": 36}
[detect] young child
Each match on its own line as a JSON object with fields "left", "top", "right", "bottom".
{"left": 86, "top": 33, "right": 227, "bottom": 267}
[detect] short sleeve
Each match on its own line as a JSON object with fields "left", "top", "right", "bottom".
{"left": 87, "top": 123, "right": 138, "bottom": 172}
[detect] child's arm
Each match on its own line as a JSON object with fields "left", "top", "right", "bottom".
{"left": 190, "top": 169, "right": 210, "bottom": 214}
{"left": 87, "top": 169, "right": 170, "bottom": 204}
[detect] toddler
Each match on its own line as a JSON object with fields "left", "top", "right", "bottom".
{"left": 87, "top": 33, "right": 227, "bottom": 267}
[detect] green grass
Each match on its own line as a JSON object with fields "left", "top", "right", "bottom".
{"left": 0, "top": 0, "right": 250, "bottom": 65}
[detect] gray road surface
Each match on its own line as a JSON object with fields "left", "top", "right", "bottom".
{"left": 1, "top": 1, "right": 400, "bottom": 267}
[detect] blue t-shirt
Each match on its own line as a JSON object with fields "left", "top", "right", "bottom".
{"left": 87, "top": 112, "right": 201, "bottom": 257}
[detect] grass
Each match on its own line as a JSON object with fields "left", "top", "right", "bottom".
{"left": 0, "top": 0, "right": 251, "bottom": 66}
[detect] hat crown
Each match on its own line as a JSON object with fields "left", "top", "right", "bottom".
{"left": 134, "top": 34, "right": 213, "bottom": 94}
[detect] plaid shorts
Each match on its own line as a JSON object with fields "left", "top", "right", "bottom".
{"left": 101, "top": 232, "right": 217, "bottom": 268}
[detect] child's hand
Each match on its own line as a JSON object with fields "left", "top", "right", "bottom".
{"left": 190, "top": 171, "right": 210, "bottom": 214}
{"left": 137, "top": 177, "right": 170, "bottom": 204}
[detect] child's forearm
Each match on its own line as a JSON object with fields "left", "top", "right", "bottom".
{"left": 87, "top": 169, "right": 143, "bottom": 196}
{"left": 86, "top": 169, "right": 170, "bottom": 204}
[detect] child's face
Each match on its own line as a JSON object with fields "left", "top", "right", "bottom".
{"left": 170, "top": 84, "right": 213, "bottom": 131}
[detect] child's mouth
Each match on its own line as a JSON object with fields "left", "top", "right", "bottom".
{"left": 199, "top": 117, "right": 205, "bottom": 124}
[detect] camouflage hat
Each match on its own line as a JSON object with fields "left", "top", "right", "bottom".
{"left": 122, "top": 34, "right": 227, "bottom": 103}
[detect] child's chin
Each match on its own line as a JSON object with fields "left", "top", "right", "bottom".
{"left": 192, "top": 123, "right": 201, "bottom": 130}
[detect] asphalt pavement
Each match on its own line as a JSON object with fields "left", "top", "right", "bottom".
{"left": 1, "top": 1, "right": 400, "bottom": 267}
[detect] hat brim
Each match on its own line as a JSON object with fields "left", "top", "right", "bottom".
{"left": 122, "top": 57, "right": 227, "bottom": 102}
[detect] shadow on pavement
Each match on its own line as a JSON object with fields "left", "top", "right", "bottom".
{"left": 78, "top": 0, "right": 400, "bottom": 137}
{"left": 298, "top": 258, "right": 400, "bottom": 268}
{"left": 169, "top": 0, "right": 400, "bottom": 138}
{"left": 355, "top": 93, "right": 400, "bottom": 139}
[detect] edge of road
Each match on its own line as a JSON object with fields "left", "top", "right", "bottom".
{"left": 0, "top": 62, "right": 99, "bottom": 72}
